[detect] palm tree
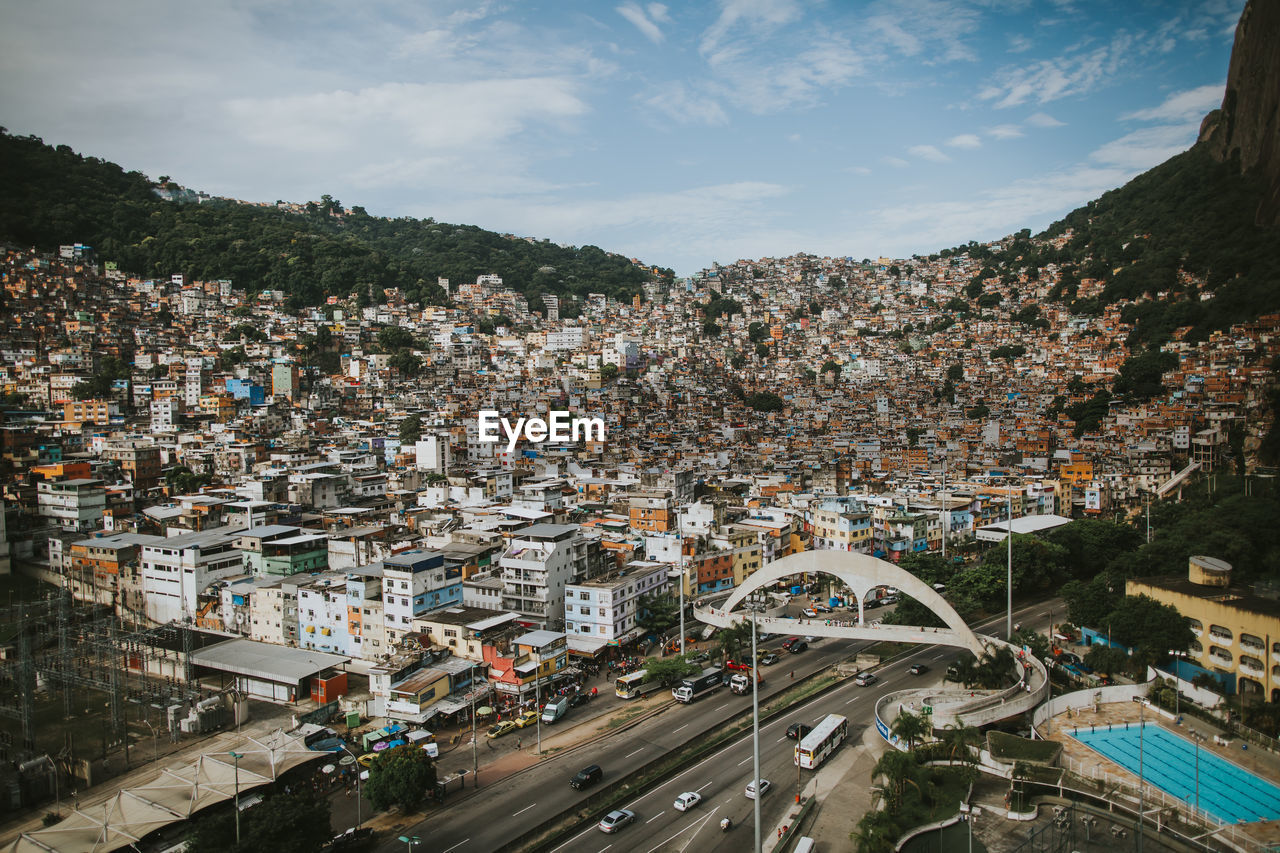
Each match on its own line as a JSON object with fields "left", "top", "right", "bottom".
{"left": 873, "top": 749, "right": 921, "bottom": 813}
{"left": 941, "top": 719, "right": 981, "bottom": 764}
{"left": 890, "top": 709, "right": 931, "bottom": 752}
{"left": 852, "top": 810, "right": 898, "bottom": 853}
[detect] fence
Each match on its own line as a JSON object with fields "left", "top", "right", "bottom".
{"left": 1056, "top": 751, "right": 1269, "bottom": 852}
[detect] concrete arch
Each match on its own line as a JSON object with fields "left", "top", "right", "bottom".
{"left": 711, "top": 550, "right": 985, "bottom": 657}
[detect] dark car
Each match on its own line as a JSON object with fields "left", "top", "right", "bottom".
{"left": 568, "top": 693, "right": 591, "bottom": 708}
{"left": 781, "top": 637, "right": 800, "bottom": 651}
{"left": 786, "top": 723, "right": 813, "bottom": 740}
{"left": 570, "top": 764, "right": 603, "bottom": 789}
{"left": 788, "top": 640, "right": 808, "bottom": 654}
{"left": 863, "top": 598, "right": 883, "bottom": 610}
{"left": 909, "top": 663, "right": 929, "bottom": 675}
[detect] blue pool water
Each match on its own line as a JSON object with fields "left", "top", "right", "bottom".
{"left": 1073, "top": 723, "right": 1280, "bottom": 824}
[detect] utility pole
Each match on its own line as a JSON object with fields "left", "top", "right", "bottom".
{"left": 470, "top": 665, "right": 479, "bottom": 787}
{"left": 678, "top": 530, "right": 686, "bottom": 656}
{"left": 1137, "top": 702, "right": 1144, "bottom": 853}
{"left": 229, "top": 751, "right": 244, "bottom": 845}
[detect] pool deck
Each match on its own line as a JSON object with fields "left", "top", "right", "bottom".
{"left": 1042, "top": 700, "right": 1280, "bottom": 849}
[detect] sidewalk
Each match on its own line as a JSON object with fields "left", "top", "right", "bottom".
{"left": 763, "top": 722, "right": 890, "bottom": 852}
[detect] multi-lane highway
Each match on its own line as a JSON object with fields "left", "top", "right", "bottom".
{"left": 389, "top": 598, "right": 1058, "bottom": 853}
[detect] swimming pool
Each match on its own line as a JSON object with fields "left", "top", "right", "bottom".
{"left": 1072, "top": 723, "right": 1280, "bottom": 824}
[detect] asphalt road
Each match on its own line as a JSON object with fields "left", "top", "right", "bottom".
{"left": 386, "top": 597, "right": 1059, "bottom": 853}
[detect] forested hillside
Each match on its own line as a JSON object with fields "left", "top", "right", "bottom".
{"left": 0, "top": 130, "right": 666, "bottom": 308}
{"left": 948, "top": 144, "right": 1280, "bottom": 347}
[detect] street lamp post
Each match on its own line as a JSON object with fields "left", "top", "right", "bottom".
{"left": 228, "top": 751, "right": 244, "bottom": 845}
{"left": 470, "top": 664, "right": 482, "bottom": 788}
{"left": 1007, "top": 486, "right": 1014, "bottom": 641}
{"left": 1190, "top": 730, "right": 1205, "bottom": 817}
{"left": 338, "top": 744, "right": 362, "bottom": 829}
{"left": 397, "top": 835, "right": 420, "bottom": 851}
{"left": 678, "top": 533, "right": 686, "bottom": 656}
{"left": 142, "top": 719, "right": 158, "bottom": 766}
{"left": 750, "top": 607, "right": 761, "bottom": 853}
{"left": 1137, "top": 702, "right": 1145, "bottom": 853}
{"left": 41, "top": 756, "right": 59, "bottom": 816}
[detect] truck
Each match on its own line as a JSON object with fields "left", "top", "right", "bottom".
{"left": 730, "top": 669, "right": 763, "bottom": 694}
{"left": 541, "top": 696, "right": 571, "bottom": 724}
{"left": 673, "top": 666, "right": 724, "bottom": 703}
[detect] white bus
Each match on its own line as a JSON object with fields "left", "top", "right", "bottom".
{"left": 615, "top": 670, "right": 661, "bottom": 699}
{"left": 794, "top": 713, "right": 848, "bottom": 769}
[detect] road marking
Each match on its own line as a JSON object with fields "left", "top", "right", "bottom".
{"left": 441, "top": 841, "right": 469, "bottom": 853}
{"left": 646, "top": 811, "right": 665, "bottom": 823}
{"left": 625, "top": 747, "right": 645, "bottom": 758}
{"left": 737, "top": 756, "right": 753, "bottom": 766}
{"left": 672, "top": 723, "right": 688, "bottom": 733}
{"left": 712, "top": 701, "right": 730, "bottom": 713}
{"left": 644, "top": 807, "right": 719, "bottom": 853}
{"left": 845, "top": 696, "right": 860, "bottom": 705}
{"left": 776, "top": 736, "right": 787, "bottom": 743}
{"left": 695, "top": 781, "right": 713, "bottom": 792}
{"left": 512, "top": 802, "right": 537, "bottom": 817}
{"left": 596, "top": 846, "right": 612, "bottom": 853}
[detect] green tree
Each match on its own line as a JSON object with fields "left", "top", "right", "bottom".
{"left": 185, "top": 789, "right": 331, "bottom": 853}
{"left": 600, "top": 363, "right": 619, "bottom": 381}
{"left": 745, "top": 391, "right": 783, "bottom": 412}
{"left": 637, "top": 592, "right": 680, "bottom": 635}
{"left": 702, "top": 321, "right": 722, "bottom": 337}
{"left": 890, "top": 710, "right": 930, "bottom": 751}
{"left": 1104, "top": 594, "right": 1193, "bottom": 666}
{"left": 946, "top": 363, "right": 964, "bottom": 382}
{"left": 853, "top": 809, "right": 899, "bottom": 853}
{"left": 715, "top": 621, "right": 753, "bottom": 663}
{"left": 747, "top": 322, "right": 768, "bottom": 343}
{"left": 642, "top": 655, "right": 700, "bottom": 686}
{"left": 872, "top": 749, "right": 921, "bottom": 813}
{"left": 399, "top": 414, "right": 422, "bottom": 445}
{"left": 378, "top": 325, "right": 415, "bottom": 351}
{"left": 939, "top": 721, "right": 980, "bottom": 764}
{"left": 388, "top": 349, "right": 421, "bottom": 376}
{"left": 364, "top": 744, "right": 438, "bottom": 813}
{"left": 1084, "top": 644, "right": 1131, "bottom": 678}
{"left": 821, "top": 359, "right": 840, "bottom": 375}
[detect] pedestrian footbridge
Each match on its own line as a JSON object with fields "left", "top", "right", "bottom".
{"left": 690, "top": 550, "right": 1048, "bottom": 735}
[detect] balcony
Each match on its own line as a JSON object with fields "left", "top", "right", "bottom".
{"left": 1240, "top": 656, "right": 1265, "bottom": 676}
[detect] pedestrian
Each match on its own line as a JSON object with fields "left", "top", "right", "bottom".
{"left": 516, "top": 737, "right": 522, "bottom": 748}
{"left": 790, "top": 671, "right": 794, "bottom": 680}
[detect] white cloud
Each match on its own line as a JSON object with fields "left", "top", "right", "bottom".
{"left": 978, "top": 31, "right": 1136, "bottom": 108}
{"left": 1090, "top": 124, "right": 1199, "bottom": 169}
{"left": 1121, "top": 84, "right": 1223, "bottom": 123}
{"left": 1026, "top": 111, "right": 1065, "bottom": 127}
{"left": 883, "top": 156, "right": 910, "bottom": 168}
{"left": 864, "top": 0, "right": 982, "bottom": 63}
{"left": 700, "top": 0, "right": 803, "bottom": 58}
{"left": 617, "top": 2, "right": 665, "bottom": 44}
{"left": 636, "top": 81, "right": 728, "bottom": 125}
{"left": 986, "top": 124, "right": 1024, "bottom": 139}
{"left": 225, "top": 78, "right": 586, "bottom": 154}
{"left": 946, "top": 134, "right": 981, "bottom": 148}
{"left": 1007, "top": 34, "right": 1033, "bottom": 53}
{"left": 846, "top": 165, "right": 872, "bottom": 175}
{"left": 702, "top": 24, "right": 864, "bottom": 113}
{"left": 909, "top": 144, "right": 950, "bottom": 162}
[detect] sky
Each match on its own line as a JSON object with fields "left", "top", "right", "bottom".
{"left": 0, "top": 0, "right": 1244, "bottom": 276}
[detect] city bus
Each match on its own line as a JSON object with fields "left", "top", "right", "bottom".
{"left": 615, "top": 670, "right": 661, "bottom": 699}
{"left": 794, "top": 713, "right": 848, "bottom": 769}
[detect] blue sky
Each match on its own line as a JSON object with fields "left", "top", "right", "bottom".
{"left": 0, "top": 0, "right": 1243, "bottom": 275}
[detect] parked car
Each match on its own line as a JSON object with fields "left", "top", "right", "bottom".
{"left": 854, "top": 672, "right": 878, "bottom": 686}
{"left": 673, "top": 791, "right": 702, "bottom": 811}
{"left": 487, "top": 720, "right": 519, "bottom": 739}
{"left": 814, "top": 603, "right": 833, "bottom": 613}
{"left": 863, "top": 598, "right": 883, "bottom": 610}
{"left": 690, "top": 651, "right": 711, "bottom": 664}
{"left": 745, "top": 779, "right": 772, "bottom": 799}
{"left": 571, "top": 764, "right": 603, "bottom": 789}
{"left": 801, "top": 608, "right": 818, "bottom": 618}
{"left": 788, "top": 640, "right": 808, "bottom": 654}
{"left": 781, "top": 637, "right": 801, "bottom": 651}
{"left": 786, "top": 723, "right": 812, "bottom": 740}
{"left": 356, "top": 752, "right": 378, "bottom": 768}
{"left": 882, "top": 594, "right": 900, "bottom": 605}
{"left": 515, "top": 710, "right": 540, "bottom": 728}
{"left": 908, "top": 663, "right": 929, "bottom": 675}
{"left": 568, "top": 692, "right": 592, "bottom": 709}
{"left": 759, "top": 652, "right": 780, "bottom": 666}
{"left": 598, "top": 809, "right": 636, "bottom": 833}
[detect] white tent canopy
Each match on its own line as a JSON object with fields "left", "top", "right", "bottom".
{"left": 5, "top": 728, "right": 324, "bottom": 853}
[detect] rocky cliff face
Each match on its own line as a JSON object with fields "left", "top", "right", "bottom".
{"left": 1198, "top": 0, "right": 1280, "bottom": 226}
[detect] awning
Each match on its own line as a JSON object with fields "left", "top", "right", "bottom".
{"left": 567, "top": 636, "right": 610, "bottom": 655}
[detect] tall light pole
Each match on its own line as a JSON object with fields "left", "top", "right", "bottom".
{"left": 1006, "top": 485, "right": 1014, "bottom": 641}
{"left": 228, "top": 751, "right": 244, "bottom": 845}
{"left": 940, "top": 456, "right": 948, "bottom": 561}
{"left": 1137, "top": 702, "right": 1144, "bottom": 853}
{"left": 338, "top": 744, "right": 362, "bottom": 829}
{"left": 1190, "top": 730, "right": 1205, "bottom": 817}
{"left": 678, "top": 531, "right": 686, "bottom": 656}
{"left": 397, "top": 835, "right": 420, "bottom": 851}
{"left": 750, "top": 607, "right": 761, "bottom": 853}
{"left": 41, "top": 755, "right": 59, "bottom": 816}
{"left": 470, "top": 664, "right": 482, "bottom": 787}
{"left": 142, "top": 719, "right": 158, "bottom": 765}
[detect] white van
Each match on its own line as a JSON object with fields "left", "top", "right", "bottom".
{"left": 792, "top": 837, "right": 815, "bottom": 853}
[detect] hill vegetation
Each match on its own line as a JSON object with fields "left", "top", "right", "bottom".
{"left": 0, "top": 130, "right": 667, "bottom": 309}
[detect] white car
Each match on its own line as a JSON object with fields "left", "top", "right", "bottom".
{"left": 745, "top": 778, "right": 772, "bottom": 799}
{"left": 673, "top": 791, "right": 702, "bottom": 811}
{"left": 801, "top": 608, "right": 818, "bottom": 618}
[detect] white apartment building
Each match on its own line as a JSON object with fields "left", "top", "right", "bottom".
{"left": 151, "top": 397, "right": 180, "bottom": 433}
{"left": 499, "top": 523, "right": 599, "bottom": 626}
{"left": 565, "top": 562, "right": 669, "bottom": 655}
{"left": 297, "top": 575, "right": 349, "bottom": 655}
{"left": 140, "top": 529, "right": 244, "bottom": 624}
{"left": 37, "top": 479, "right": 106, "bottom": 532}
{"left": 545, "top": 326, "right": 586, "bottom": 352}
{"left": 381, "top": 549, "right": 461, "bottom": 645}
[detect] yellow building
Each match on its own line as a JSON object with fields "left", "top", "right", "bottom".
{"left": 1128, "top": 556, "right": 1280, "bottom": 702}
